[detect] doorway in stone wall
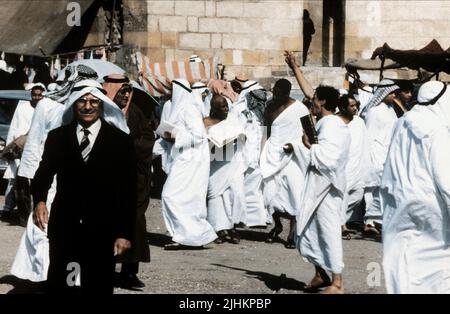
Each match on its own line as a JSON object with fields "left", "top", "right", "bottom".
{"left": 322, "top": 0, "right": 345, "bottom": 66}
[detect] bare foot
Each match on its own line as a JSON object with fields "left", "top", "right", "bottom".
{"left": 342, "top": 225, "right": 354, "bottom": 240}
{"left": 320, "top": 284, "right": 345, "bottom": 294}
{"left": 304, "top": 273, "right": 331, "bottom": 291}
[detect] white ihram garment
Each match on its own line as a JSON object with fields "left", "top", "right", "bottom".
{"left": 296, "top": 115, "right": 350, "bottom": 273}
{"left": 207, "top": 118, "right": 247, "bottom": 231}
{"left": 341, "top": 116, "right": 369, "bottom": 224}
{"left": 260, "top": 100, "right": 310, "bottom": 216}
{"left": 364, "top": 102, "right": 397, "bottom": 225}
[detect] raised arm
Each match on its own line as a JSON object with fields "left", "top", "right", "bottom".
{"left": 284, "top": 51, "right": 315, "bottom": 100}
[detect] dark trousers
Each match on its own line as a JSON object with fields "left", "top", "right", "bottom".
{"left": 48, "top": 237, "right": 116, "bottom": 294}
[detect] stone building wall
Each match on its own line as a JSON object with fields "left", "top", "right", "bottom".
{"left": 346, "top": 0, "right": 450, "bottom": 60}
{"left": 84, "top": 0, "right": 450, "bottom": 89}
{"left": 120, "top": 0, "right": 307, "bottom": 87}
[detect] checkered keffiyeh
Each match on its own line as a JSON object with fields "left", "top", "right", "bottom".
{"left": 360, "top": 79, "right": 399, "bottom": 117}
{"left": 45, "top": 64, "right": 98, "bottom": 103}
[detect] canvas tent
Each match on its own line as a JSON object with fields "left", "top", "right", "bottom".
{"left": 0, "top": 0, "right": 95, "bottom": 56}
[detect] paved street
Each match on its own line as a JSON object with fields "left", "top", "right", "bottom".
{"left": 0, "top": 197, "right": 386, "bottom": 294}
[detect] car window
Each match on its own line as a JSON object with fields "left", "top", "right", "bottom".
{"left": 0, "top": 99, "right": 19, "bottom": 125}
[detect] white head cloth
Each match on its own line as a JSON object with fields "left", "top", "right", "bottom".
{"left": 236, "top": 80, "right": 263, "bottom": 104}
{"left": 191, "top": 81, "right": 209, "bottom": 117}
{"left": 25, "top": 82, "right": 47, "bottom": 92}
{"left": 60, "top": 79, "right": 129, "bottom": 133}
{"left": 417, "top": 81, "right": 450, "bottom": 127}
{"left": 163, "top": 79, "right": 193, "bottom": 125}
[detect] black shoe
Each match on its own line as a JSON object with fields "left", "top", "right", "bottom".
{"left": 228, "top": 229, "right": 240, "bottom": 244}
{"left": 265, "top": 225, "right": 283, "bottom": 243}
{"left": 0, "top": 210, "right": 10, "bottom": 221}
{"left": 214, "top": 230, "right": 228, "bottom": 244}
{"left": 119, "top": 273, "right": 145, "bottom": 290}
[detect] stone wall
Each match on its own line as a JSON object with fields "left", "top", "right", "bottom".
{"left": 121, "top": 0, "right": 306, "bottom": 88}
{"left": 85, "top": 0, "right": 450, "bottom": 89}
{"left": 346, "top": 0, "right": 450, "bottom": 60}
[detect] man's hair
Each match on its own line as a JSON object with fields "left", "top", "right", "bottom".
{"left": 230, "top": 80, "right": 242, "bottom": 94}
{"left": 316, "top": 85, "right": 339, "bottom": 112}
{"left": 337, "top": 94, "right": 357, "bottom": 113}
{"left": 273, "top": 79, "right": 292, "bottom": 96}
{"left": 211, "top": 94, "right": 227, "bottom": 107}
{"left": 396, "top": 80, "right": 414, "bottom": 92}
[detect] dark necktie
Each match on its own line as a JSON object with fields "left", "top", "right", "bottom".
{"left": 79, "top": 128, "right": 91, "bottom": 162}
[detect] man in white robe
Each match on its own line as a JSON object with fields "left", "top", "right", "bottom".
{"left": 260, "top": 79, "right": 310, "bottom": 248}
{"left": 296, "top": 85, "right": 351, "bottom": 294}
{"left": 161, "top": 79, "right": 217, "bottom": 250}
{"left": 337, "top": 94, "right": 369, "bottom": 230}
{"left": 1, "top": 84, "right": 44, "bottom": 221}
{"left": 232, "top": 80, "right": 269, "bottom": 227}
{"left": 205, "top": 95, "right": 246, "bottom": 244}
{"left": 362, "top": 80, "right": 399, "bottom": 235}
{"left": 381, "top": 81, "right": 450, "bottom": 293}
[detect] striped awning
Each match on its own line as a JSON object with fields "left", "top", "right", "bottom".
{"left": 136, "top": 51, "right": 217, "bottom": 97}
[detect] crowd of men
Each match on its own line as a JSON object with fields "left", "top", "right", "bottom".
{"left": 0, "top": 50, "right": 449, "bottom": 294}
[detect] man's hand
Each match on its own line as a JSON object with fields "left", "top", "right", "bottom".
{"left": 283, "top": 143, "right": 294, "bottom": 154}
{"left": 33, "top": 201, "right": 49, "bottom": 231}
{"left": 114, "top": 238, "right": 131, "bottom": 256}
{"left": 284, "top": 51, "right": 300, "bottom": 70}
{"left": 302, "top": 134, "right": 312, "bottom": 149}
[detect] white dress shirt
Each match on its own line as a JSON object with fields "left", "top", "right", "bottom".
{"left": 76, "top": 119, "right": 101, "bottom": 146}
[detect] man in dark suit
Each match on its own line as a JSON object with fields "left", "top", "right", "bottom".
{"left": 33, "top": 81, "right": 137, "bottom": 294}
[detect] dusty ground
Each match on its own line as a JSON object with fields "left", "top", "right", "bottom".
{"left": 0, "top": 196, "right": 386, "bottom": 294}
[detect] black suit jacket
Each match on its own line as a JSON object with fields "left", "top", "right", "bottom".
{"left": 32, "top": 119, "right": 137, "bottom": 246}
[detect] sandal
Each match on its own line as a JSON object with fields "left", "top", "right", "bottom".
{"left": 265, "top": 225, "right": 283, "bottom": 243}
{"left": 284, "top": 238, "right": 296, "bottom": 249}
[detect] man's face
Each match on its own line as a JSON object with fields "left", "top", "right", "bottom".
{"left": 399, "top": 90, "right": 412, "bottom": 104}
{"left": 30, "top": 88, "right": 44, "bottom": 107}
{"left": 347, "top": 98, "right": 358, "bottom": 116}
{"left": 113, "top": 84, "right": 132, "bottom": 109}
{"left": 384, "top": 92, "right": 396, "bottom": 105}
{"left": 272, "top": 86, "right": 288, "bottom": 104}
{"left": 75, "top": 93, "right": 102, "bottom": 125}
{"left": 211, "top": 97, "right": 229, "bottom": 120}
{"left": 312, "top": 93, "right": 323, "bottom": 117}
{"left": 201, "top": 89, "right": 209, "bottom": 102}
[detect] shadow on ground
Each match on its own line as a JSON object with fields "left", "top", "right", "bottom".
{"left": 212, "top": 264, "right": 306, "bottom": 292}
{"left": 146, "top": 232, "right": 172, "bottom": 247}
{"left": 0, "top": 275, "right": 46, "bottom": 294}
